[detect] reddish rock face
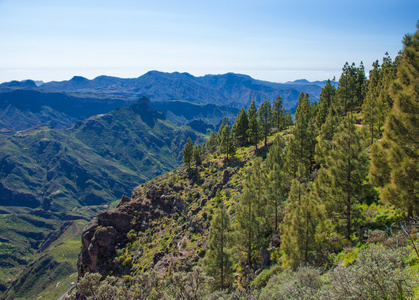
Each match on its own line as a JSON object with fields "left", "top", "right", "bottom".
{"left": 78, "top": 196, "right": 137, "bottom": 278}
{"left": 77, "top": 185, "right": 190, "bottom": 278}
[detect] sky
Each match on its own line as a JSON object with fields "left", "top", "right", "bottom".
{"left": 0, "top": 0, "right": 418, "bottom": 84}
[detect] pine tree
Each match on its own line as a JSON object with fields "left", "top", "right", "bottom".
{"left": 217, "top": 119, "right": 227, "bottom": 146}
{"left": 234, "top": 108, "right": 249, "bottom": 146}
{"left": 267, "top": 163, "right": 289, "bottom": 232}
{"left": 316, "top": 79, "right": 336, "bottom": 128}
{"left": 284, "top": 93, "right": 316, "bottom": 177}
{"left": 370, "top": 26, "right": 419, "bottom": 217}
{"left": 258, "top": 100, "right": 272, "bottom": 146}
{"left": 203, "top": 200, "right": 233, "bottom": 290}
{"left": 369, "top": 139, "right": 392, "bottom": 188}
{"left": 355, "top": 61, "right": 367, "bottom": 108}
{"left": 314, "top": 105, "right": 341, "bottom": 167}
{"left": 280, "top": 177, "right": 320, "bottom": 267}
{"left": 283, "top": 110, "right": 293, "bottom": 128}
{"left": 317, "top": 115, "right": 368, "bottom": 241}
{"left": 265, "top": 135, "right": 286, "bottom": 171}
{"left": 192, "top": 144, "right": 201, "bottom": 166}
{"left": 247, "top": 99, "right": 257, "bottom": 120}
{"left": 335, "top": 62, "right": 366, "bottom": 115}
{"left": 272, "top": 95, "right": 285, "bottom": 131}
{"left": 247, "top": 112, "right": 261, "bottom": 150}
{"left": 206, "top": 131, "right": 217, "bottom": 149}
{"left": 361, "top": 60, "right": 382, "bottom": 145}
{"left": 219, "top": 121, "right": 236, "bottom": 160}
{"left": 236, "top": 159, "right": 267, "bottom": 268}
{"left": 378, "top": 52, "right": 398, "bottom": 113}
{"left": 182, "top": 137, "right": 193, "bottom": 169}
{"left": 236, "top": 178, "right": 258, "bottom": 268}
{"left": 362, "top": 54, "right": 399, "bottom": 146}
{"left": 284, "top": 135, "right": 299, "bottom": 178}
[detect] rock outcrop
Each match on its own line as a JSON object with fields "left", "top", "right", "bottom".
{"left": 78, "top": 183, "right": 190, "bottom": 277}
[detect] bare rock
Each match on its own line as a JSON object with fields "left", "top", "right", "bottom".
{"left": 116, "top": 195, "right": 131, "bottom": 208}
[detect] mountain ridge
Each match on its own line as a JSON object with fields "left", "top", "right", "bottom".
{"left": 3, "top": 72, "right": 329, "bottom": 111}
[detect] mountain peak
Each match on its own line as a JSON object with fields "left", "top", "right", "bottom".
{"left": 287, "top": 79, "right": 310, "bottom": 84}
{"left": 137, "top": 96, "right": 151, "bottom": 107}
{"left": 70, "top": 76, "right": 89, "bottom": 82}
{"left": 0, "top": 79, "right": 38, "bottom": 89}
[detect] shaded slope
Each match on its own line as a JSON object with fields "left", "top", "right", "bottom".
{"left": 0, "top": 88, "right": 136, "bottom": 131}
{"left": 151, "top": 100, "right": 239, "bottom": 127}
{"left": 0, "top": 88, "right": 239, "bottom": 132}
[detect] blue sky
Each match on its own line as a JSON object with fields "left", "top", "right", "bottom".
{"left": 0, "top": 0, "right": 418, "bottom": 83}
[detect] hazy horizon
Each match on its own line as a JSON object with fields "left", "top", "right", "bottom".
{"left": 1, "top": 70, "right": 340, "bottom": 86}
{"left": 1, "top": 0, "right": 418, "bottom": 84}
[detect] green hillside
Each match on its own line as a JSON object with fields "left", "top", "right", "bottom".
{"left": 74, "top": 26, "right": 418, "bottom": 299}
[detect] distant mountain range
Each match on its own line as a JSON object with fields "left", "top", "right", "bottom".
{"left": 1, "top": 71, "right": 337, "bottom": 112}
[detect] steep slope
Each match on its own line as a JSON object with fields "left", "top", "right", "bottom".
{"left": 0, "top": 88, "right": 136, "bottom": 131}
{"left": 75, "top": 125, "right": 418, "bottom": 299}
{"left": 77, "top": 136, "right": 278, "bottom": 279}
{"left": 39, "top": 72, "right": 325, "bottom": 110}
{"left": 0, "top": 97, "right": 206, "bottom": 296}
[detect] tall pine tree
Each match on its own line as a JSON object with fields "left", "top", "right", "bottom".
{"left": 236, "top": 159, "right": 267, "bottom": 268}
{"left": 316, "top": 79, "right": 336, "bottom": 128}
{"left": 247, "top": 99, "right": 257, "bottom": 120}
{"left": 182, "top": 137, "right": 193, "bottom": 169}
{"left": 370, "top": 26, "right": 419, "bottom": 217}
{"left": 247, "top": 111, "right": 261, "bottom": 150}
{"left": 258, "top": 100, "right": 272, "bottom": 146}
{"left": 219, "top": 120, "right": 236, "bottom": 160}
{"left": 233, "top": 108, "right": 249, "bottom": 146}
{"left": 192, "top": 144, "right": 202, "bottom": 166}
{"left": 206, "top": 131, "right": 217, "bottom": 149}
{"left": 272, "top": 95, "right": 285, "bottom": 131}
{"left": 267, "top": 163, "right": 289, "bottom": 232}
{"left": 316, "top": 115, "right": 368, "bottom": 241}
{"left": 284, "top": 93, "right": 316, "bottom": 177}
{"left": 265, "top": 135, "right": 286, "bottom": 171}
{"left": 281, "top": 175, "right": 320, "bottom": 268}
{"left": 335, "top": 62, "right": 366, "bottom": 115}
{"left": 204, "top": 200, "right": 233, "bottom": 289}
{"left": 361, "top": 60, "right": 382, "bottom": 145}
{"left": 315, "top": 105, "right": 341, "bottom": 167}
